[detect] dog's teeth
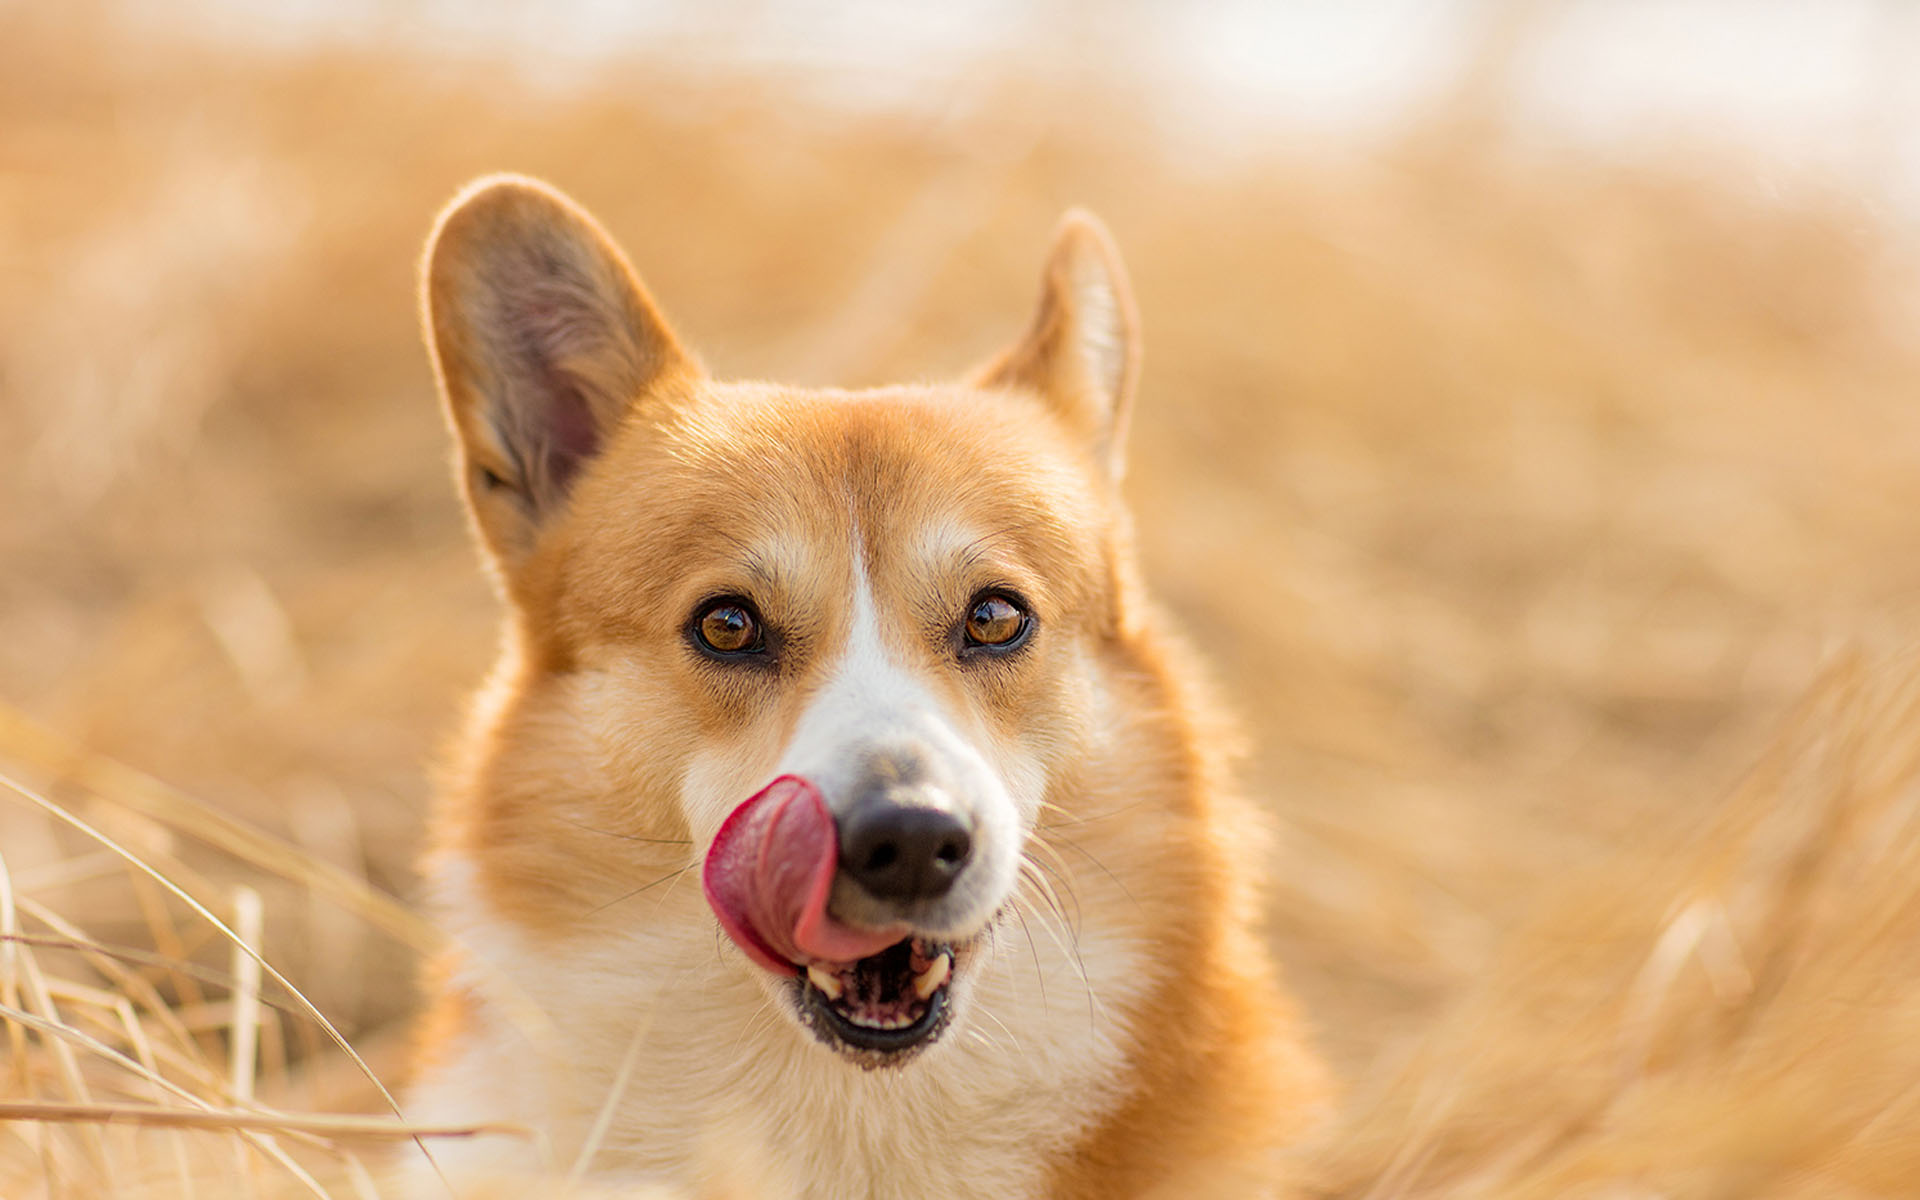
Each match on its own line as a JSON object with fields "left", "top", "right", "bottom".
{"left": 806, "top": 965, "right": 844, "bottom": 1000}
{"left": 913, "top": 953, "right": 952, "bottom": 1000}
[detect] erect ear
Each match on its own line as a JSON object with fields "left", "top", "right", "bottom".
{"left": 421, "top": 174, "right": 697, "bottom": 568}
{"left": 972, "top": 208, "right": 1140, "bottom": 480}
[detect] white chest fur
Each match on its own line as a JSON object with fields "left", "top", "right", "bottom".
{"left": 404, "top": 864, "right": 1143, "bottom": 1200}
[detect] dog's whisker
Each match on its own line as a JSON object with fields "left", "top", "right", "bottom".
{"left": 1008, "top": 887, "right": 1101, "bottom": 1033}
{"left": 1012, "top": 886, "right": 1101, "bottom": 1031}
{"left": 646, "top": 856, "right": 700, "bottom": 923}
{"left": 1019, "top": 849, "right": 1092, "bottom": 993}
{"left": 1008, "top": 899, "right": 1049, "bottom": 1018}
{"left": 1019, "top": 844, "right": 1085, "bottom": 939}
{"left": 727, "top": 997, "right": 779, "bottom": 1064}
{"left": 1015, "top": 864, "right": 1076, "bottom": 958}
{"left": 1033, "top": 829, "right": 1138, "bottom": 909}
{"left": 1016, "top": 866, "right": 1083, "bottom": 968}
{"left": 586, "top": 863, "right": 697, "bottom": 917}
{"left": 555, "top": 815, "right": 693, "bottom": 846}
{"left": 963, "top": 1027, "right": 1010, "bottom": 1057}
{"left": 1035, "top": 798, "right": 1151, "bottom": 831}
{"left": 973, "top": 1006, "right": 1027, "bottom": 1058}
{"left": 1033, "top": 795, "right": 1072, "bottom": 822}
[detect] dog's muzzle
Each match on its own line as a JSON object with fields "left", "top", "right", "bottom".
{"left": 702, "top": 772, "right": 978, "bottom": 1061}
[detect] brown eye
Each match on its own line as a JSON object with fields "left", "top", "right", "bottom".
{"left": 963, "top": 593, "right": 1030, "bottom": 651}
{"left": 695, "top": 600, "right": 763, "bottom": 656}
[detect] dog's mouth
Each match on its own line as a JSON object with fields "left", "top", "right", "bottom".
{"left": 702, "top": 775, "right": 976, "bottom": 1062}
{"left": 796, "top": 935, "right": 955, "bottom": 1056}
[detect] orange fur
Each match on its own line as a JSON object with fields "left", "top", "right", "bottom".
{"left": 408, "top": 174, "right": 1327, "bottom": 1198}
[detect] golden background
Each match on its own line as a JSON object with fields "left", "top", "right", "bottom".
{"left": 6, "top": 3, "right": 1920, "bottom": 1194}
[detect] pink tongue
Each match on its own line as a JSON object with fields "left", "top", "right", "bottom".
{"left": 702, "top": 775, "right": 906, "bottom": 975}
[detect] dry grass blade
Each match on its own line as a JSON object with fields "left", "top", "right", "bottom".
{"left": 1, "top": 1001, "right": 333, "bottom": 1198}
{"left": 0, "top": 931, "right": 306, "bottom": 1026}
{"left": 0, "top": 705, "right": 558, "bottom": 1058}
{"left": 0, "top": 1101, "right": 529, "bottom": 1142}
{"left": 0, "top": 850, "right": 29, "bottom": 1095}
{"left": 0, "top": 707, "right": 445, "bottom": 961}
{"left": 11, "top": 907, "right": 114, "bottom": 1189}
{"left": 229, "top": 887, "right": 263, "bottom": 1108}
{"left": 0, "top": 772, "right": 445, "bottom": 1185}
{"left": 8, "top": 907, "right": 240, "bottom": 1108}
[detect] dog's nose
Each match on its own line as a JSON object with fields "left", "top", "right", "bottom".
{"left": 838, "top": 802, "right": 974, "bottom": 902}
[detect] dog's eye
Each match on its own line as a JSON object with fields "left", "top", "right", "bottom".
{"left": 963, "top": 593, "right": 1030, "bottom": 651}
{"left": 694, "top": 600, "right": 764, "bottom": 656}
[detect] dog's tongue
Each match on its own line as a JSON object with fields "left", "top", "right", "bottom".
{"left": 702, "top": 775, "right": 905, "bottom": 974}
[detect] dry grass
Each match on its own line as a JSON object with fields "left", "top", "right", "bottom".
{"left": 6, "top": 3, "right": 1920, "bottom": 1196}
{"left": 1310, "top": 656, "right": 1920, "bottom": 1197}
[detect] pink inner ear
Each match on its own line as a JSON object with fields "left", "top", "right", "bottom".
{"left": 477, "top": 261, "right": 623, "bottom": 509}
{"left": 535, "top": 377, "right": 599, "bottom": 497}
{"left": 702, "top": 776, "right": 907, "bottom": 973}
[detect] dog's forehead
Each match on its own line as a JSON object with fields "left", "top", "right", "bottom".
{"left": 674, "top": 382, "right": 1087, "bottom": 508}
{"left": 563, "top": 382, "right": 1108, "bottom": 619}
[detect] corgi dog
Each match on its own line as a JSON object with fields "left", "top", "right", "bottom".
{"left": 405, "top": 174, "right": 1326, "bottom": 1199}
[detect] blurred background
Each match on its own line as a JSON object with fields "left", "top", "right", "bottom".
{"left": 8, "top": 1, "right": 1920, "bottom": 1194}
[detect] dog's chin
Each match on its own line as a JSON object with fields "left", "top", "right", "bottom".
{"left": 776, "top": 930, "right": 983, "bottom": 1069}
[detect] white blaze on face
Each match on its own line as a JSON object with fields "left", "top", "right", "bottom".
{"left": 773, "top": 554, "right": 1022, "bottom": 939}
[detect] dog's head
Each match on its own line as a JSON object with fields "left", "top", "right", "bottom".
{"left": 422, "top": 176, "right": 1143, "bottom": 1065}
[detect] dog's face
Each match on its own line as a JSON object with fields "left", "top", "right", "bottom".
{"left": 422, "top": 177, "right": 1141, "bottom": 1065}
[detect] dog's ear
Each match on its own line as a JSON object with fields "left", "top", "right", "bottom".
{"left": 422, "top": 174, "right": 696, "bottom": 568}
{"left": 973, "top": 209, "right": 1140, "bottom": 480}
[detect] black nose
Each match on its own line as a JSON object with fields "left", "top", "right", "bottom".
{"left": 838, "top": 803, "right": 974, "bottom": 902}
